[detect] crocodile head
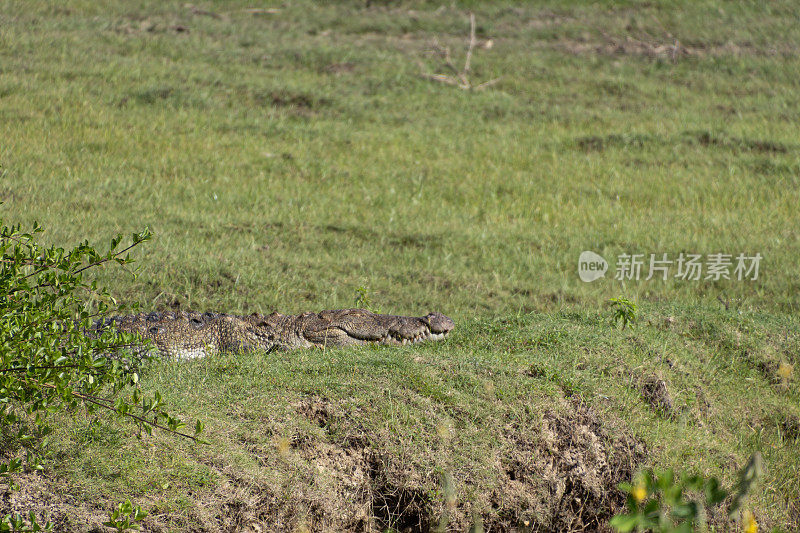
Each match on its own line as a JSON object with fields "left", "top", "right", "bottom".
{"left": 376, "top": 311, "right": 455, "bottom": 345}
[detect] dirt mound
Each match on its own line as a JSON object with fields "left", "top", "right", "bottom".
{"left": 205, "top": 399, "right": 646, "bottom": 532}
{"left": 2, "top": 399, "right": 646, "bottom": 532}
{"left": 488, "top": 403, "right": 647, "bottom": 532}
{"left": 638, "top": 376, "right": 675, "bottom": 418}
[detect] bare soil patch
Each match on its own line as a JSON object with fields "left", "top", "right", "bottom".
{"left": 0, "top": 472, "right": 106, "bottom": 532}
{"left": 638, "top": 375, "right": 675, "bottom": 418}
{"left": 2, "top": 399, "right": 646, "bottom": 532}
{"left": 490, "top": 402, "right": 647, "bottom": 532}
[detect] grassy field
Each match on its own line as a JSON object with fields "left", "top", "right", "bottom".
{"left": 1, "top": 0, "right": 799, "bottom": 530}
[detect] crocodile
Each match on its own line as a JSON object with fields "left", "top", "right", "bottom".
{"left": 93, "top": 308, "right": 455, "bottom": 360}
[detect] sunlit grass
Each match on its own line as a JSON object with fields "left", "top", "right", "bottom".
{"left": 1, "top": 0, "right": 799, "bottom": 529}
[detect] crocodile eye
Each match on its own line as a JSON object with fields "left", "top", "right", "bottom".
{"left": 190, "top": 318, "right": 203, "bottom": 328}
{"left": 148, "top": 326, "right": 160, "bottom": 335}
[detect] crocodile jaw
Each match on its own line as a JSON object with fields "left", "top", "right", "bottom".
{"left": 379, "top": 330, "right": 451, "bottom": 346}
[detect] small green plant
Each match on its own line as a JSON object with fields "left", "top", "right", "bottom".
{"left": 354, "top": 286, "right": 381, "bottom": 314}
{"left": 0, "top": 511, "right": 52, "bottom": 532}
{"left": 611, "top": 453, "right": 762, "bottom": 533}
{"left": 609, "top": 297, "right": 638, "bottom": 330}
{"left": 103, "top": 500, "right": 148, "bottom": 532}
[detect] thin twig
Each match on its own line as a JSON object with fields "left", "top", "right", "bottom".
{"left": 184, "top": 3, "right": 222, "bottom": 19}
{"left": 420, "top": 73, "right": 464, "bottom": 87}
{"left": 0, "top": 365, "right": 80, "bottom": 374}
{"left": 463, "top": 12, "right": 476, "bottom": 75}
{"left": 473, "top": 78, "right": 502, "bottom": 90}
{"left": 237, "top": 7, "right": 280, "bottom": 15}
{"left": 418, "top": 11, "right": 499, "bottom": 91}
{"left": 430, "top": 39, "right": 459, "bottom": 74}
{"left": 79, "top": 393, "right": 199, "bottom": 441}
{"left": 72, "top": 240, "right": 142, "bottom": 276}
{"left": 31, "top": 380, "right": 199, "bottom": 441}
{"left": 9, "top": 239, "right": 144, "bottom": 294}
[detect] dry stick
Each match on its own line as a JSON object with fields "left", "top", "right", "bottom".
{"left": 420, "top": 73, "right": 461, "bottom": 87}
{"left": 185, "top": 4, "right": 222, "bottom": 19}
{"left": 238, "top": 8, "right": 280, "bottom": 14}
{"left": 430, "top": 39, "right": 459, "bottom": 75}
{"left": 460, "top": 12, "right": 477, "bottom": 87}
{"left": 474, "top": 78, "right": 502, "bottom": 90}
{"left": 420, "top": 12, "right": 500, "bottom": 91}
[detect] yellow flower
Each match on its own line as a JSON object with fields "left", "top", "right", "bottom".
{"left": 632, "top": 483, "right": 647, "bottom": 503}
{"left": 743, "top": 510, "right": 758, "bottom": 533}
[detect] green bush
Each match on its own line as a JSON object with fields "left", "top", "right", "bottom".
{"left": 611, "top": 453, "right": 763, "bottom": 533}
{"left": 0, "top": 218, "right": 202, "bottom": 528}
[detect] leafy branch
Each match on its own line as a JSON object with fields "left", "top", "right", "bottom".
{"left": 612, "top": 453, "right": 763, "bottom": 533}
{"left": 0, "top": 218, "right": 204, "bottom": 502}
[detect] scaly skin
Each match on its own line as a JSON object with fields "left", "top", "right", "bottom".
{"left": 95, "top": 309, "right": 455, "bottom": 359}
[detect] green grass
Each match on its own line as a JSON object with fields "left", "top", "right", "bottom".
{"left": 1, "top": 0, "right": 799, "bottom": 530}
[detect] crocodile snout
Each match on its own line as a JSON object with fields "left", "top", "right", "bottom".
{"left": 423, "top": 312, "right": 455, "bottom": 335}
